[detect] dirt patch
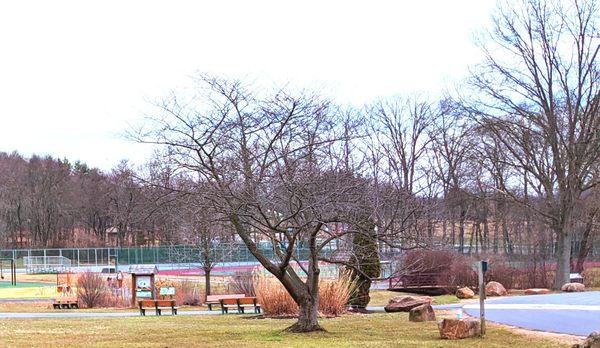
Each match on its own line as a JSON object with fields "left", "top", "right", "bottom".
{"left": 489, "top": 322, "right": 582, "bottom": 346}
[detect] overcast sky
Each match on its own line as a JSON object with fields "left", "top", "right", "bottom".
{"left": 0, "top": 0, "right": 495, "bottom": 170}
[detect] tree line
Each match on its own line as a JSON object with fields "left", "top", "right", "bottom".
{"left": 0, "top": 153, "right": 220, "bottom": 248}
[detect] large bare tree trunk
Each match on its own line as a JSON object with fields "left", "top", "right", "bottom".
{"left": 286, "top": 298, "right": 322, "bottom": 333}
{"left": 553, "top": 230, "right": 571, "bottom": 289}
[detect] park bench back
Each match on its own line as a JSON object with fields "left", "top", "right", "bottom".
{"left": 156, "top": 300, "right": 175, "bottom": 307}
{"left": 238, "top": 297, "right": 256, "bottom": 305}
{"left": 138, "top": 299, "right": 178, "bottom": 316}
{"left": 220, "top": 298, "right": 238, "bottom": 306}
{"left": 139, "top": 300, "right": 156, "bottom": 308}
{"left": 206, "top": 294, "right": 245, "bottom": 302}
{"left": 57, "top": 297, "right": 78, "bottom": 302}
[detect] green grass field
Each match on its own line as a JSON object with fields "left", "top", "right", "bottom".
{"left": 0, "top": 283, "right": 56, "bottom": 299}
{"left": 0, "top": 313, "right": 569, "bottom": 347}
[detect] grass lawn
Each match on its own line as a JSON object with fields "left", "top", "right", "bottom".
{"left": 0, "top": 312, "right": 568, "bottom": 347}
{"left": 368, "top": 290, "right": 460, "bottom": 307}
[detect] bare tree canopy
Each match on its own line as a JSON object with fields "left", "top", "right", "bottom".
{"left": 466, "top": 0, "right": 600, "bottom": 288}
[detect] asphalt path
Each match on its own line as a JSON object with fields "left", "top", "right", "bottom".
{"left": 0, "top": 309, "right": 220, "bottom": 319}
{"left": 463, "top": 291, "right": 600, "bottom": 336}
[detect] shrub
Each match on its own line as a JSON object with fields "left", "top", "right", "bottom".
{"left": 317, "top": 271, "right": 355, "bottom": 316}
{"left": 582, "top": 267, "right": 600, "bottom": 288}
{"left": 399, "top": 249, "right": 476, "bottom": 289}
{"left": 229, "top": 271, "right": 255, "bottom": 296}
{"left": 484, "top": 259, "right": 519, "bottom": 289}
{"left": 156, "top": 278, "right": 202, "bottom": 305}
{"left": 100, "top": 291, "right": 131, "bottom": 308}
{"left": 484, "top": 255, "right": 553, "bottom": 289}
{"left": 175, "top": 279, "right": 202, "bottom": 305}
{"left": 254, "top": 273, "right": 297, "bottom": 316}
{"left": 254, "top": 272, "right": 355, "bottom": 317}
{"left": 76, "top": 271, "right": 107, "bottom": 308}
{"left": 399, "top": 250, "right": 556, "bottom": 290}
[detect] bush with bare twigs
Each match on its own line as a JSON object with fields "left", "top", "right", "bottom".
{"left": 484, "top": 256, "right": 554, "bottom": 289}
{"left": 76, "top": 271, "right": 107, "bottom": 308}
{"left": 399, "top": 249, "right": 476, "bottom": 289}
{"left": 229, "top": 271, "right": 255, "bottom": 296}
{"left": 175, "top": 279, "right": 202, "bottom": 305}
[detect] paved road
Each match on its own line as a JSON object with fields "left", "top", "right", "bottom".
{"left": 463, "top": 291, "right": 600, "bottom": 336}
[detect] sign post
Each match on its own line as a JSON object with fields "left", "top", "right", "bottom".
{"left": 478, "top": 260, "right": 487, "bottom": 337}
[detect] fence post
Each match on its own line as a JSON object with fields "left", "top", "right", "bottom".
{"left": 478, "top": 260, "right": 487, "bottom": 338}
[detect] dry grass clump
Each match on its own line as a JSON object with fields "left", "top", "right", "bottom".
{"left": 254, "top": 273, "right": 297, "bottom": 316}
{"left": 582, "top": 267, "right": 600, "bottom": 288}
{"left": 254, "top": 272, "right": 355, "bottom": 317}
{"left": 318, "top": 272, "right": 355, "bottom": 316}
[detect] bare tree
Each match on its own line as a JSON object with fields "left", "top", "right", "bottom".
{"left": 467, "top": 0, "right": 600, "bottom": 288}
{"left": 368, "top": 95, "right": 434, "bottom": 195}
{"left": 136, "top": 75, "right": 366, "bottom": 332}
{"left": 429, "top": 107, "right": 474, "bottom": 251}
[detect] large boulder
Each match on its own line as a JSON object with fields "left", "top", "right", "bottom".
{"left": 524, "top": 288, "right": 551, "bottom": 295}
{"left": 438, "top": 318, "right": 481, "bottom": 339}
{"left": 384, "top": 295, "right": 432, "bottom": 313}
{"left": 562, "top": 282, "right": 585, "bottom": 292}
{"left": 485, "top": 281, "right": 508, "bottom": 296}
{"left": 456, "top": 287, "right": 475, "bottom": 299}
{"left": 572, "top": 331, "right": 600, "bottom": 348}
{"left": 409, "top": 304, "right": 436, "bottom": 322}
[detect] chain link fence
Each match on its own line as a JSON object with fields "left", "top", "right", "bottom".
{"left": 0, "top": 243, "right": 340, "bottom": 270}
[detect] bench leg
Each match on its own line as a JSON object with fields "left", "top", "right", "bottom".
{"left": 208, "top": 303, "right": 212, "bottom": 311}
{"left": 140, "top": 309, "right": 145, "bottom": 316}
{"left": 156, "top": 309, "right": 161, "bottom": 316}
{"left": 173, "top": 307, "right": 177, "bottom": 315}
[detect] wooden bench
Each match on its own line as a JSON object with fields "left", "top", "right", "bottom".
{"left": 237, "top": 297, "right": 261, "bottom": 314}
{"left": 53, "top": 297, "right": 79, "bottom": 309}
{"left": 205, "top": 294, "right": 246, "bottom": 311}
{"left": 138, "top": 299, "right": 178, "bottom": 316}
{"left": 220, "top": 297, "right": 261, "bottom": 314}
